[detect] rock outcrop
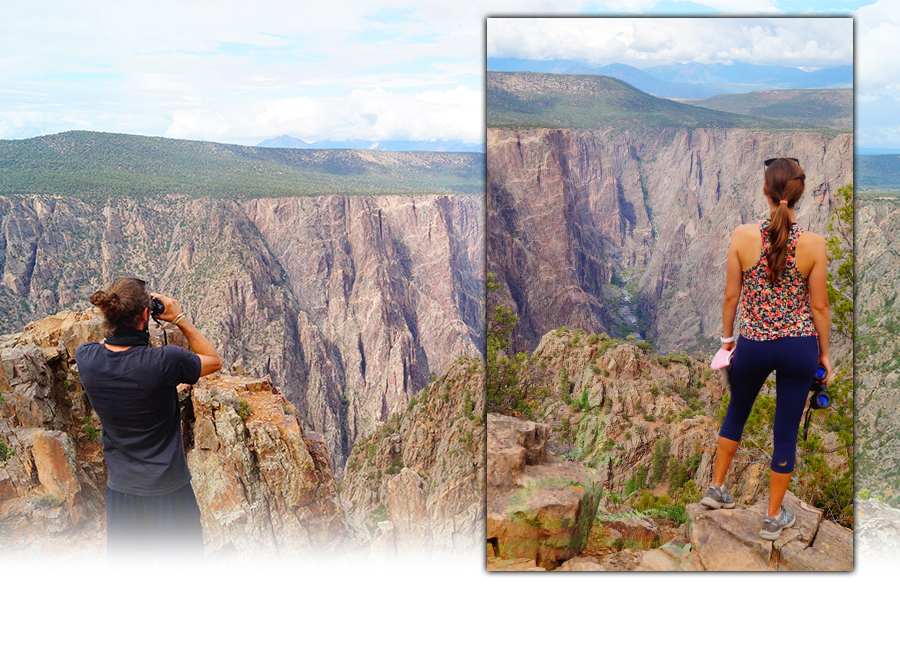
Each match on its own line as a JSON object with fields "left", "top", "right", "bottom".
{"left": 0, "top": 192, "right": 484, "bottom": 475}
{"left": 487, "top": 126, "right": 852, "bottom": 352}
{"left": 341, "top": 356, "right": 485, "bottom": 557}
{"left": 0, "top": 311, "right": 348, "bottom": 557}
{"left": 486, "top": 414, "right": 602, "bottom": 570}
{"left": 855, "top": 497, "right": 900, "bottom": 565}
{"left": 677, "top": 491, "right": 852, "bottom": 571}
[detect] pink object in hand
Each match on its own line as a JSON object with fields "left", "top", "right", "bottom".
{"left": 711, "top": 348, "right": 735, "bottom": 370}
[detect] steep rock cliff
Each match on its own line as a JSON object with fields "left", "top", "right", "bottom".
{"left": 0, "top": 193, "right": 484, "bottom": 473}
{"left": 856, "top": 197, "right": 900, "bottom": 504}
{"left": 340, "top": 356, "right": 485, "bottom": 556}
{"left": 487, "top": 127, "right": 852, "bottom": 352}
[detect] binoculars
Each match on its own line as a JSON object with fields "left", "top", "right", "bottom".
{"left": 150, "top": 297, "right": 165, "bottom": 317}
{"left": 809, "top": 365, "right": 829, "bottom": 410}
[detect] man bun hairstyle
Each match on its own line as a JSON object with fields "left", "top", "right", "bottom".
{"left": 764, "top": 158, "right": 806, "bottom": 284}
{"left": 89, "top": 278, "right": 151, "bottom": 334}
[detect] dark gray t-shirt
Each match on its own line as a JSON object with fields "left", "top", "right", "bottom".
{"left": 75, "top": 343, "right": 202, "bottom": 496}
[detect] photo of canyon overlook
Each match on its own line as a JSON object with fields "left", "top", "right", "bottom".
{"left": 485, "top": 17, "right": 854, "bottom": 572}
{"left": 0, "top": 132, "right": 486, "bottom": 559}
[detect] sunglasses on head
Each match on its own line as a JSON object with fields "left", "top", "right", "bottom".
{"left": 764, "top": 158, "right": 800, "bottom": 168}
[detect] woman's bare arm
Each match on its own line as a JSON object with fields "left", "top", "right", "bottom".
{"left": 805, "top": 234, "right": 831, "bottom": 380}
{"left": 721, "top": 229, "right": 744, "bottom": 351}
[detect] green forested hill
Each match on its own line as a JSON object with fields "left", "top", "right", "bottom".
{"left": 487, "top": 71, "right": 801, "bottom": 131}
{"left": 0, "top": 131, "right": 485, "bottom": 200}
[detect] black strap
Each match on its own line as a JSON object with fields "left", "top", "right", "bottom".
{"left": 104, "top": 329, "right": 150, "bottom": 346}
{"left": 801, "top": 402, "right": 813, "bottom": 445}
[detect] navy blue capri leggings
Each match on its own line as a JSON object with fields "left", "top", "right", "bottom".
{"left": 719, "top": 335, "right": 818, "bottom": 474}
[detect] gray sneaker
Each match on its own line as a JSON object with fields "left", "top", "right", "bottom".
{"left": 700, "top": 484, "right": 735, "bottom": 509}
{"left": 760, "top": 505, "right": 796, "bottom": 540}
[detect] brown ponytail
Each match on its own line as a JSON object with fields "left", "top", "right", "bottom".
{"left": 89, "top": 278, "right": 151, "bottom": 334}
{"left": 763, "top": 159, "right": 806, "bottom": 284}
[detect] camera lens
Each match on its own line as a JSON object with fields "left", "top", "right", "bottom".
{"left": 150, "top": 298, "right": 165, "bottom": 316}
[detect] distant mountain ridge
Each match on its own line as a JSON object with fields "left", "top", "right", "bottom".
{"left": 487, "top": 71, "right": 797, "bottom": 131}
{"left": 257, "top": 134, "right": 485, "bottom": 153}
{"left": 857, "top": 155, "right": 900, "bottom": 191}
{"left": 684, "top": 89, "right": 852, "bottom": 131}
{"left": 487, "top": 58, "right": 852, "bottom": 99}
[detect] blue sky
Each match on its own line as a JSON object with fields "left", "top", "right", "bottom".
{"left": 0, "top": 1, "right": 896, "bottom": 148}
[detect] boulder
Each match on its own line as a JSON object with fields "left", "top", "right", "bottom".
{"left": 556, "top": 556, "right": 605, "bottom": 571}
{"left": 637, "top": 543, "right": 703, "bottom": 571}
{"left": 30, "top": 429, "right": 82, "bottom": 525}
{"left": 488, "top": 557, "right": 546, "bottom": 571}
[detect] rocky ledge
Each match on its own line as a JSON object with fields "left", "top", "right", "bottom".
{"left": 0, "top": 310, "right": 347, "bottom": 557}
{"left": 487, "top": 414, "right": 853, "bottom": 572}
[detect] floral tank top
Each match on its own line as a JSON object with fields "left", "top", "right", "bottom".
{"left": 739, "top": 218, "right": 817, "bottom": 341}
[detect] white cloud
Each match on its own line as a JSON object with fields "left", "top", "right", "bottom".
{"left": 165, "top": 86, "right": 484, "bottom": 144}
{"left": 487, "top": 16, "right": 852, "bottom": 68}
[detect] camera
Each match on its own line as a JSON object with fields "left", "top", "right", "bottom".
{"left": 809, "top": 365, "right": 829, "bottom": 410}
{"left": 150, "top": 297, "right": 165, "bottom": 317}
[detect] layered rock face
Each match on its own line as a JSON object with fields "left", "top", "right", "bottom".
{"left": 487, "top": 127, "right": 852, "bottom": 352}
{"left": 340, "top": 356, "right": 485, "bottom": 557}
{"left": 856, "top": 197, "right": 900, "bottom": 504}
{"left": 0, "top": 193, "right": 484, "bottom": 473}
{"left": 0, "top": 311, "right": 347, "bottom": 556}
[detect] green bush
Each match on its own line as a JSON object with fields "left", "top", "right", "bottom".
{"left": 83, "top": 417, "right": 101, "bottom": 443}
{"left": 650, "top": 438, "right": 670, "bottom": 482}
{"left": 580, "top": 388, "right": 590, "bottom": 412}
{"left": 0, "top": 437, "right": 14, "bottom": 462}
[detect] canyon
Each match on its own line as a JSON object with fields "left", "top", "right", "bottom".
{"left": 0, "top": 191, "right": 484, "bottom": 476}
{"left": 487, "top": 125, "right": 852, "bottom": 353}
{"left": 0, "top": 311, "right": 485, "bottom": 558}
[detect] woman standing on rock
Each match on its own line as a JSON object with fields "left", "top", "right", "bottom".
{"left": 701, "top": 158, "right": 830, "bottom": 540}
{"left": 75, "top": 278, "right": 222, "bottom": 559}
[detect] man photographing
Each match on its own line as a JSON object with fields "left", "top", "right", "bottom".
{"left": 75, "top": 278, "right": 223, "bottom": 559}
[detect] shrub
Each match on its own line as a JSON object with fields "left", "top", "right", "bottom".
{"left": 650, "top": 438, "right": 670, "bottom": 482}
{"left": 237, "top": 399, "right": 252, "bottom": 421}
{"left": 0, "top": 437, "right": 14, "bottom": 462}
{"left": 650, "top": 385, "right": 659, "bottom": 397}
{"left": 636, "top": 340, "right": 652, "bottom": 354}
{"left": 558, "top": 363, "right": 572, "bottom": 402}
{"left": 83, "top": 417, "right": 101, "bottom": 442}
